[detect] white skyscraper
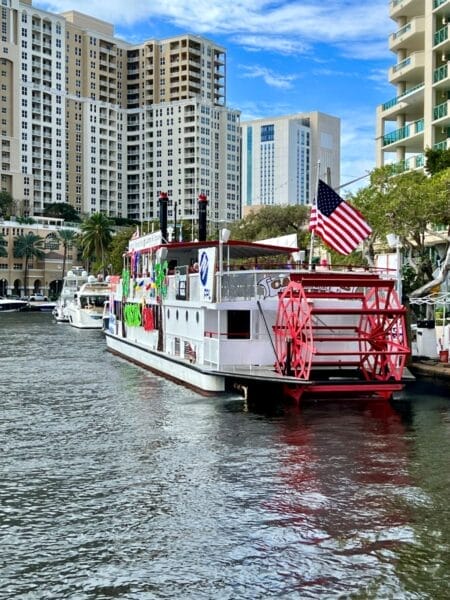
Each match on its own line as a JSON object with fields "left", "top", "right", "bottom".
{"left": 240, "top": 112, "right": 340, "bottom": 215}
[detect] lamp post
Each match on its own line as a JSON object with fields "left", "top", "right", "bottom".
{"left": 386, "top": 233, "right": 402, "bottom": 301}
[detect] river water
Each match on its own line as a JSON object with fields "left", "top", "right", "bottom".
{"left": 2, "top": 312, "right": 450, "bottom": 599}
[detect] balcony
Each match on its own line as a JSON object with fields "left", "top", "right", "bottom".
{"left": 380, "top": 82, "right": 425, "bottom": 120}
{"left": 433, "top": 0, "right": 450, "bottom": 13}
{"left": 389, "top": 16, "right": 424, "bottom": 52}
{"left": 433, "top": 99, "right": 450, "bottom": 128}
{"left": 390, "top": 0, "right": 424, "bottom": 19}
{"left": 382, "top": 118, "right": 424, "bottom": 149}
{"left": 388, "top": 51, "right": 425, "bottom": 85}
{"left": 434, "top": 24, "right": 450, "bottom": 56}
{"left": 388, "top": 153, "right": 425, "bottom": 173}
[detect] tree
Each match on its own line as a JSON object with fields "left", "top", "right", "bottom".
{"left": 57, "top": 229, "right": 79, "bottom": 286}
{"left": 79, "top": 213, "right": 114, "bottom": 276}
{"left": 43, "top": 202, "right": 80, "bottom": 222}
{"left": 0, "top": 232, "right": 7, "bottom": 258}
{"left": 14, "top": 232, "right": 45, "bottom": 296}
{"left": 424, "top": 147, "right": 450, "bottom": 176}
{"left": 107, "top": 227, "right": 136, "bottom": 274}
{"left": 228, "top": 205, "right": 310, "bottom": 246}
{"left": 0, "top": 191, "right": 14, "bottom": 218}
{"left": 351, "top": 166, "right": 450, "bottom": 300}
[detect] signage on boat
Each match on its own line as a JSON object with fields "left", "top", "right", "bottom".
{"left": 129, "top": 231, "right": 162, "bottom": 252}
{"left": 199, "top": 247, "right": 216, "bottom": 303}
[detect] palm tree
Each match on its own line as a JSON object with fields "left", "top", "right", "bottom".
{"left": 57, "top": 228, "right": 78, "bottom": 289}
{"left": 79, "top": 213, "right": 114, "bottom": 276}
{"left": 14, "top": 232, "right": 45, "bottom": 297}
{"left": 0, "top": 232, "right": 7, "bottom": 258}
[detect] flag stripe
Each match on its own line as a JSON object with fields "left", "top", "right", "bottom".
{"left": 309, "top": 180, "right": 372, "bottom": 255}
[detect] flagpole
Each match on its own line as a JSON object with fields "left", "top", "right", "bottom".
{"left": 308, "top": 161, "right": 321, "bottom": 270}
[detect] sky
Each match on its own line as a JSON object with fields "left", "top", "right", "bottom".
{"left": 34, "top": 0, "right": 396, "bottom": 195}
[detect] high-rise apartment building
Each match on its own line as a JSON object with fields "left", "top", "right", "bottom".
{"left": 240, "top": 112, "right": 340, "bottom": 214}
{"left": 376, "top": 1, "right": 450, "bottom": 172}
{"left": 1, "top": 1, "right": 240, "bottom": 228}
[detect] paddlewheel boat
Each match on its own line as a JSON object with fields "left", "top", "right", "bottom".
{"left": 103, "top": 197, "right": 412, "bottom": 403}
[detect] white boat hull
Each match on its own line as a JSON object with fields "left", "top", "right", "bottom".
{"left": 67, "top": 307, "right": 104, "bottom": 329}
{"left": 105, "top": 332, "right": 226, "bottom": 393}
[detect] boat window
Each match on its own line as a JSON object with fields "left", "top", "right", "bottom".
{"left": 176, "top": 309, "right": 179, "bottom": 320}
{"left": 196, "top": 311, "right": 199, "bottom": 323}
{"left": 185, "top": 310, "right": 188, "bottom": 322}
{"left": 227, "top": 310, "right": 250, "bottom": 340}
{"left": 167, "top": 309, "right": 170, "bottom": 319}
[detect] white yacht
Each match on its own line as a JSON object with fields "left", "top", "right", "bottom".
{"left": 66, "top": 276, "right": 111, "bottom": 329}
{"left": 53, "top": 267, "right": 89, "bottom": 323}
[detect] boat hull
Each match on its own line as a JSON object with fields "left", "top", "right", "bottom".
{"left": 67, "top": 309, "right": 104, "bottom": 329}
{"left": 105, "top": 332, "right": 226, "bottom": 394}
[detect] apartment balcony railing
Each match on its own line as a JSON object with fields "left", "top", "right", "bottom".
{"left": 383, "top": 118, "right": 424, "bottom": 146}
{"left": 381, "top": 81, "right": 425, "bottom": 110}
{"left": 434, "top": 25, "right": 449, "bottom": 46}
{"left": 390, "top": 153, "right": 425, "bottom": 173}
{"left": 433, "top": 100, "right": 449, "bottom": 120}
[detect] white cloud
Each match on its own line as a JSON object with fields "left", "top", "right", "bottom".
{"left": 233, "top": 35, "right": 310, "bottom": 56}
{"left": 34, "top": 0, "right": 392, "bottom": 59}
{"left": 240, "top": 65, "right": 298, "bottom": 89}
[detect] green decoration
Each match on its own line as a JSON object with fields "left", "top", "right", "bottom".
{"left": 122, "top": 268, "right": 130, "bottom": 298}
{"left": 154, "top": 261, "right": 168, "bottom": 298}
{"left": 124, "top": 303, "right": 141, "bottom": 327}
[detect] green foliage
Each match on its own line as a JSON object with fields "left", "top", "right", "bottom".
{"left": 350, "top": 165, "right": 450, "bottom": 294}
{"left": 0, "top": 233, "right": 7, "bottom": 258}
{"left": 43, "top": 202, "right": 81, "bottom": 222}
{"left": 57, "top": 229, "right": 79, "bottom": 282}
{"left": 13, "top": 232, "right": 45, "bottom": 295}
{"left": 105, "top": 227, "right": 135, "bottom": 275}
{"left": 79, "top": 213, "right": 114, "bottom": 275}
{"left": 424, "top": 147, "right": 450, "bottom": 176}
{"left": 16, "top": 216, "right": 36, "bottom": 224}
{"left": 0, "top": 191, "right": 14, "bottom": 218}
{"left": 228, "top": 205, "right": 310, "bottom": 246}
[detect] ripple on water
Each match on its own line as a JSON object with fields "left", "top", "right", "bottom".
{"left": 2, "top": 313, "right": 450, "bottom": 598}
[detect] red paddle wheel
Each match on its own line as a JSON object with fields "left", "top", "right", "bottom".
{"left": 358, "top": 285, "right": 409, "bottom": 382}
{"left": 271, "top": 273, "right": 410, "bottom": 402}
{"left": 273, "top": 281, "right": 314, "bottom": 380}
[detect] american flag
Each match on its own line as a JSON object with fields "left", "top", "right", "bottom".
{"left": 309, "top": 179, "right": 372, "bottom": 255}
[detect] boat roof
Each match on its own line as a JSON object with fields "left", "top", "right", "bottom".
{"left": 127, "top": 239, "right": 299, "bottom": 261}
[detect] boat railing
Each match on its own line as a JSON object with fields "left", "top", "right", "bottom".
{"left": 134, "top": 265, "right": 399, "bottom": 305}
{"left": 163, "top": 270, "right": 292, "bottom": 304}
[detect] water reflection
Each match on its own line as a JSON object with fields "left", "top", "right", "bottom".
{"left": 2, "top": 313, "right": 450, "bottom": 598}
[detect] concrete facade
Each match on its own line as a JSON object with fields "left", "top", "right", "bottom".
{"left": 0, "top": 1, "right": 240, "bottom": 230}
{"left": 376, "top": 0, "right": 450, "bottom": 172}
{"left": 0, "top": 216, "right": 80, "bottom": 297}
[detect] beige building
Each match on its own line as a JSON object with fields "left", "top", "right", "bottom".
{"left": 0, "top": 216, "right": 79, "bottom": 297}
{"left": 376, "top": 0, "right": 450, "bottom": 171}
{"left": 1, "top": 1, "right": 240, "bottom": 229}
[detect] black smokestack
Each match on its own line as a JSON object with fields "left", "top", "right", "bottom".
{"left": 159, "top": 192, "right": 168, "bottom": 243}
{"left": 198, "top": 193, "right": 208, "bottom": 242}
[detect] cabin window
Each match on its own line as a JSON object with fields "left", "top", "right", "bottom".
{"left": 176, "top": 309, "right": 179, "bottom": 320}
{"left": 227, "top": 310, "right": 250, "bottom": 340}
{"left": 167, "top": 309, "right": 170, "bottom": 319}
{"left": 196, "top": 311, "right": 199, "bottom": 323}
{"left": 185, "top": 310, "right": 188, "bottom": 322}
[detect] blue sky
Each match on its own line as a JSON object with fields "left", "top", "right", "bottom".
{"left": 35, "top": 0, "right": 395, "bottom": 194}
